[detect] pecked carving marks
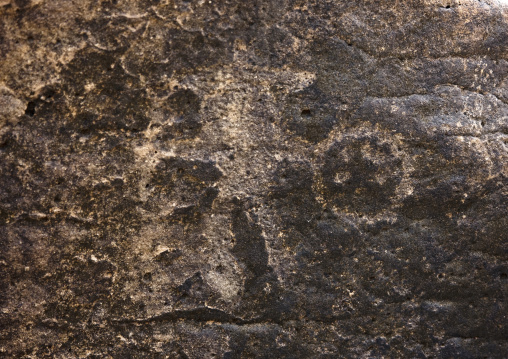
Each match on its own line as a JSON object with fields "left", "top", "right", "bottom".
{"left": 146, "top": 157, "right": 222, "bottom": 222}
{"left": 151, "top": 157, "right": 222, "bottom": 186}
{"left": 281, "top": 84, "right": 341, "bottom": 143}
{"left": 156, "top": 89, "right": 204, "bottom": 142}
{"left": 62, "top": 46, "right": 151, "bottom": 134}
{"left": 320, "top": 133, "right": 403, "bottom": 214}
{"left": 231, "top": 198, "right": 270, "bottom": 278}
{"left": 1, "top": 0, "right": 507, "bottom": 357}
{"left": 230, "top": 198, "right": 287, "bottom": 320}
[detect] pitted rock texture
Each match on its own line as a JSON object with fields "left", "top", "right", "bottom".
{"left": 1, "top": 0, "right": 507, "bottom": 358}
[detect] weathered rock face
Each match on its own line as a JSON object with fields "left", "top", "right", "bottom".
{"left": 1, "top": 0, "right": 507, "bottom": 357}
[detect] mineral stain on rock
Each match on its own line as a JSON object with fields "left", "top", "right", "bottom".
{"left": 1, "top": 0, "right": 507, "bottom": 358}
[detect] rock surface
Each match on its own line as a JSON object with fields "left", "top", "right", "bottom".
{"left": 1, "top": 0, "right": 507, "bottom": 357}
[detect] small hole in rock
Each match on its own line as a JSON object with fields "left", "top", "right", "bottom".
{"left": 301, "top": 109, "right": 311, "bottom": 116}
{"left": 25, "top": 101, "right": 36, "bottom": 117}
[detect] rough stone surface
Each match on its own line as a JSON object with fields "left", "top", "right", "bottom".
{"left": 1, "top": 0, "right": 508, "bottom": 358}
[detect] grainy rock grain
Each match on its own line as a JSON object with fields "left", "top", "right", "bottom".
{"left": 0, "top": 0, "right": 507, "bottom": 358}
